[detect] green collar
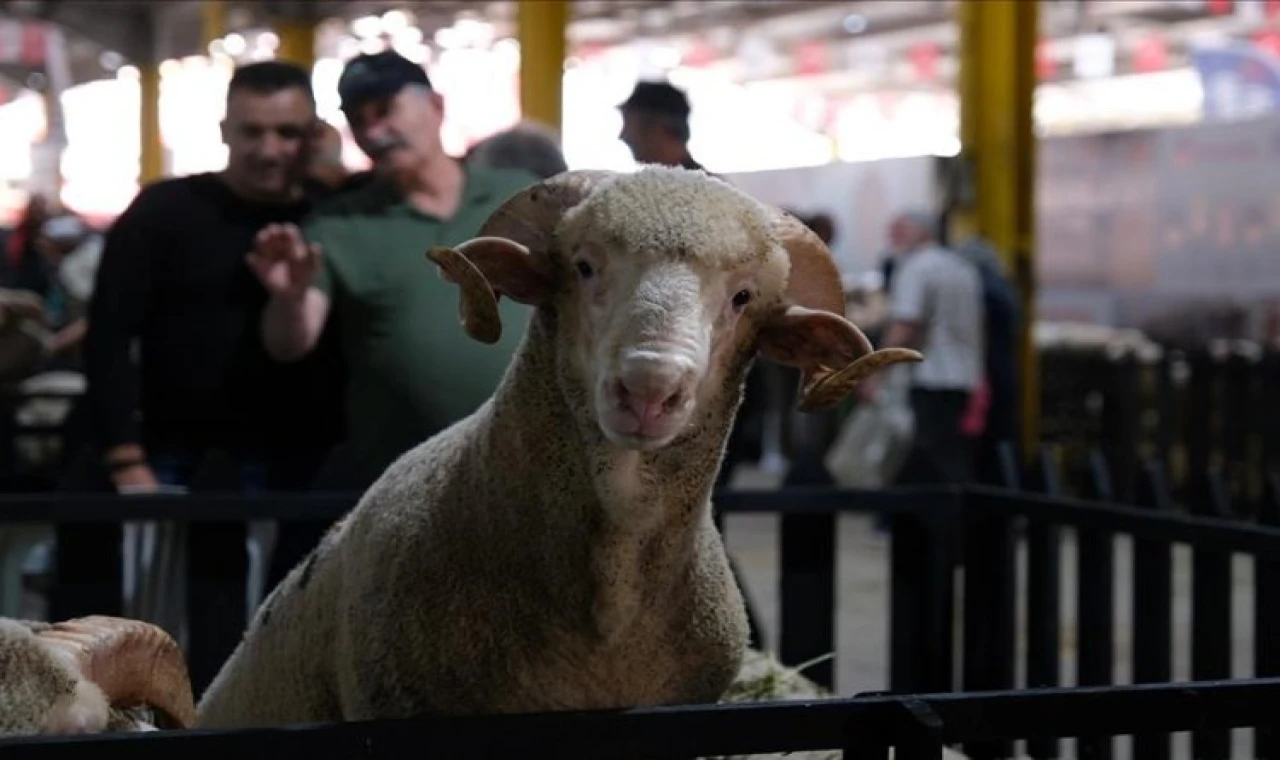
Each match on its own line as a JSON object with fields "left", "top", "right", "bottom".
{"left": 372, "top": 164, "right": 499, "bottom": 222}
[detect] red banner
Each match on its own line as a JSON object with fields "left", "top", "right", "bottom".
{"left": 1133, "top": 35, "right": 1169, "bottom": 73}
{"left": 908, "top": 42, "right": 940, "bottom": 81}
{"left": 794, "top": 40, "right": 828, "bottom": 76}
{"left": 20, "top": 22, "right": 45, "bottom": 67}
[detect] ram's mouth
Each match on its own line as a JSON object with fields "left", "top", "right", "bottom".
{"left": 604, "top": 430, "right": 675, "bottom": 451}
{"left": 598, "top": 415, "right": 686, "bottom": 451}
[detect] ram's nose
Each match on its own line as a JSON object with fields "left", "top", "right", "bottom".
{"left": 610, "top": 351, "right": 696, "bottom": 432}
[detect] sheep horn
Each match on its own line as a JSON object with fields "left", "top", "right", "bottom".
{"left": 771, "top": 209, "right": 848, "bottom": 319}
{"left": 769, "top": 209, "right": 920, "bottom": 411}
{"left": 476, "top": 169, "right": 616, "bottom": 255}
{"left": 428, "top": 171, "right": 615, "bottom": 342}
{"left": 426, "top": 245, "right": 503, "bottom": 344}
{"left": 36, "top": 616, "right": 196, "bottom": 730}
{"left": 796, "top": 347, "right": 924, "bottom": 412}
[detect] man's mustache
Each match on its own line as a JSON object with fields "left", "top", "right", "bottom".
{"left": 367, "top": 133, "right": 408, "bottom": 158}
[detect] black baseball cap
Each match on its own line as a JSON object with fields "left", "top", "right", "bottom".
{"left": 338, "top": 50, "right": 432, "bottom": 115}
{"left": 618, "top": 81, "right": 691, "bottom": 119}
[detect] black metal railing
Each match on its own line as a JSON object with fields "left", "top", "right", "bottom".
{"left": 2, "top": 462, "right": 1279, "bottom": 758}
{"left": 3, "top": 678, "right": 1280, "bottom": 759}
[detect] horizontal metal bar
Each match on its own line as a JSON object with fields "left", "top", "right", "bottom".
{"left": 2, "top": 679, "right": 1278, "bottom": 759}
{"left": 0, "top": 492, "right": 362, "bottom": 522}
{"left": 0, "top": 487, "right": 963, "bottom": 523}
{"left": 967, "top": 486, "right": 1280, "bottom": 555}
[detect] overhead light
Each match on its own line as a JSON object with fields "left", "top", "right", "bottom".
{"left": 98, "top": 50, "right": 124, "bottom": 71}
{"left": 382, "top": 10, "right": 412, "bottom": 32}
{"left": 397, "top": 42, "right": 429, "bottom": 64}
{"left": 352, "top": 15, "right": 382, "bottom": 40}
{"left": 223, "top": 32, "right": 247, "bottom": 57}
{"left": 393, "top": 27, "right": 423, "bottom": 46}
{"left": 435, "top": 26, "right": 460, "bottom": 50}
{"left": 843, "top": 14, "right": 868, "bottom": 34}
{"left": 1072, "top": 33, "right": 1116, "bottom": 79}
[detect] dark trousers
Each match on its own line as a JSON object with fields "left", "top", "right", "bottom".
{"left": 149, "top": 444, "right": 331, "bottom": 694}
{"left": 896, "top": 388, "right": 975, "bottom": 486}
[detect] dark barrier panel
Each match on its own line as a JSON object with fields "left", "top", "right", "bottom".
{"left": 4, "top": 678, "right": 1280, "bottom": 759}
{"left": 0, "top": 485, "right": 966, "bottom": 698}
{"left": 9, "top": 474, "right": 1280, "bottom": 758}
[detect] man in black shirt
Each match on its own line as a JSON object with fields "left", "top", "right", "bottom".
{"left": 86, "top": 61, "right": 344, "bottom": 492}
{"left": 82, "top": 62, "right": 346, "bottom": 690}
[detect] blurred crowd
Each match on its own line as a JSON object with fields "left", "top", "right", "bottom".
{"left": 0, "top": 50, "right": 1025, "bottom": 499}
{"left": 0, "top": 52, "right": 1020, "bottom": 630}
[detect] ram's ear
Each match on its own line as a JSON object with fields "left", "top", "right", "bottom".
{"left": 426, "top": 236, "right": 556, "bottom": 345}
{"left": 757, "top": 305, "right": 923, "bottom": 412}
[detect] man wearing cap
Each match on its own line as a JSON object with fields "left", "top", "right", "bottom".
{"left": 251, "top": 51, "right": 538, "bottom": 485}
{"left": 619, "top": 79, "right": 771, "bottom": 650}
{"left": 618, "top": 80, "right": 711, "bottom": 173}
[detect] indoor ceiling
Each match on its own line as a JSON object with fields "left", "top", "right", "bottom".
{"left": 0, "top": 0, "right": 1270, "bottom": 95}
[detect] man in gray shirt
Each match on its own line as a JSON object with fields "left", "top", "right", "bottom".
{"left": 867, "top": 210, "right": 985, "bottom": 484}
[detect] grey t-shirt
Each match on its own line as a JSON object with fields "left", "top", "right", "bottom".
{"left": 888, "top": 244, "right": 985, "bottom": 391}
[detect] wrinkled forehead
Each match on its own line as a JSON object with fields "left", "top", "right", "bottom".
{"left": 558, "top": 172, "right": 778, "bottom": 270}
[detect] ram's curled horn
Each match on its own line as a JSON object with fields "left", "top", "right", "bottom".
{"left": 475, "top": 169, "right": 616, "bottom": 249}
{"left": 768, "top": 209, "right": 923, "bottom": 412}
{"left": 35, "top": 616, "right": 196, "bottom": 730}
{"left": 426, "top": 170, "right": 615, "bottom": 342}
{"left": 426, "top": 245, "right": 503, "bottom": 344}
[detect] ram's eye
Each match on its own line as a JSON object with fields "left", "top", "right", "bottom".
{"left": 731, "top": 289, "right": 753, "bottom": 310}
{"left": 575, "top": 260, "right": 594, "bottom": 279}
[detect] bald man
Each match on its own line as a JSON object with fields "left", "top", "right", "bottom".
{"left": 871, "top": 210, "right": 985, "bottom": 485}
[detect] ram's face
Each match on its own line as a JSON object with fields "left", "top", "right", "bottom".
{"left": 427, "top": 166, "right": 924, "bottom": 454}
{"left": 555, "top": 187, "right": 788, "bottom": 451}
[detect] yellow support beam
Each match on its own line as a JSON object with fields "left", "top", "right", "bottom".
{"left": 276, "top": 19, "right": 316, "bottom": 69}
{"left": 202, "top": 0, "right": 226, "bottom": 50}
{"left": 954, "top": 0, "right": 1039, "bottom": 461}
{"left": 139, "top": 62, "right": 163, "bottom": 184}
{"left": 517, "top": 0, "right": 567, "bottom": 132}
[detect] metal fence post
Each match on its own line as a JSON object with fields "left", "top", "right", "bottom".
{"left": 890, "top": 492, "right": 960, "bottom": 697}
{"left": 960, "top": 488, "right": 1016, "bottom": 760}
{"left": 778, "top": 452, "right": 837, "bottom": 689}
{"left": 1131, "top": 460, "right": 1174, "bottom": 760}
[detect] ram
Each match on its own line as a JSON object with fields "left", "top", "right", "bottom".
{"left": 185, "top": 165, "right": 918, "bottom": 727}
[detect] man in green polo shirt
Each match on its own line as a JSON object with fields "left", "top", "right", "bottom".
{"left": 248, "top": 51, "right": 538, "bottom": 484}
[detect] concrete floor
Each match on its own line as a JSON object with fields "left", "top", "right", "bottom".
{"left": 720, "top": 466, "right": 1260, "bottom": 760}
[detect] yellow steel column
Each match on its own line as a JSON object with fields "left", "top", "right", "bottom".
{"left": 517, "top": 0, "right": 568, "bottom": 132}
{"left": 955, "top": 0, "right": 1039, "bottom": 460}
{"left": 202, "top": 0, "right": 226, "bottom": 50}
{"left": 276, "top": 18, "right": 316, "bottom": 69}
{"left": 139, "top": 62, "right": 163, "bottom": 184}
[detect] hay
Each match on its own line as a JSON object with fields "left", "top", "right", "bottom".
{"left": 705, "top": 649, "right": 970, "bottom": 760}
